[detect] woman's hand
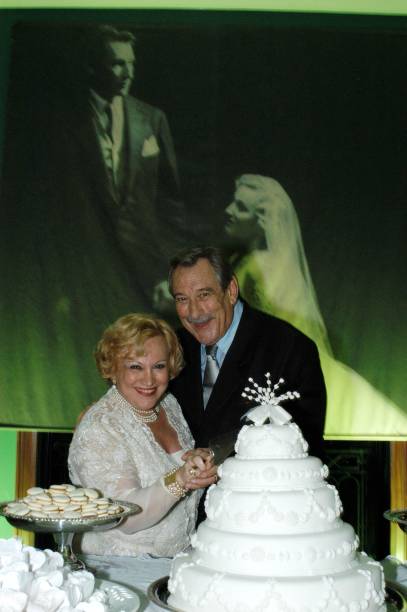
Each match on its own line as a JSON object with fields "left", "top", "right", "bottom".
{"left": 178, "top": 448, "right": 218, "bottom": 490}
{"left": 182, "top": 447, "right": 214, "bottom": 469}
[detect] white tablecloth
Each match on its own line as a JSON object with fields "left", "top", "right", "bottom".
{"left": 81, "top": 554, "right": 172, "bottom": 611}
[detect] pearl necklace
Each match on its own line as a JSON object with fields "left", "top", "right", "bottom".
{"left": 131, "top": 404, "right": 160, "bottom": 423}
{"left": 112, "top": 385, "right": 160, "bottom": 424}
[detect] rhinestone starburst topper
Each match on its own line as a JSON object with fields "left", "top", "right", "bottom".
{"left": 241, "top": 372, "right": 300, "bottom": 426}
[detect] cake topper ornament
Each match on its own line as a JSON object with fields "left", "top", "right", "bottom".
{"left": 241, "top": 372, "right": 300, "bottom": 426}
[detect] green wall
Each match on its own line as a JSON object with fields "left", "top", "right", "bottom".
{"left": 0, "top": 1, "right": 407, "bottom": 14}
{"left": 0, "top": 430, "right": 16, "bottom": 538}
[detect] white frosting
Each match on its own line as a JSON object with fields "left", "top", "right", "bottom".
{"left": 205, "top": 484, "right": 343, "bottom": 534}
{"left": 0, "top": 538, "right": 108, "bottom": 611}
{"left": 235, "top": 421, "right": 308, "bottom": 459}
{"left": 190, "top": 521, "right": 359, "bottom": 576}
{"left": 218, "top": 455, "right": 328, "bottom": 491}
{"left": 169, "top": 553, "right": 385, "bottom": 612}
{"left": 168, "top": 400, "right": 386, "bottom": 612}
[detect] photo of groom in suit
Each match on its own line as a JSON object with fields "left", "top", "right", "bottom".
{"left": 56, "top": 24, "right": 185, "bottom": 307}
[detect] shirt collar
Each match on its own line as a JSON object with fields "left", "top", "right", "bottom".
{"left": 89, "top": 90, "right": 123, "bottom": 114}
{"left": 200, "top": 299, "right": 244, "bottom": 368}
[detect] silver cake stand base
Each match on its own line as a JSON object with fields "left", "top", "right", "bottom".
{"left": 148, "top": 576, "right": 406, "bottom": 611}
{"left": 53, "top": 530, "right": 85, "bottom": 571}
{"left": 147, "top": 577, "right": 178, "bottom": 611}
{"left": 386, "top": 582, "right": 407, "bottom": 612}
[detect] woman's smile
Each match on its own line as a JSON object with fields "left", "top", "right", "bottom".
{"left": 114, "top": 335, "right": 170, "bottom": 411}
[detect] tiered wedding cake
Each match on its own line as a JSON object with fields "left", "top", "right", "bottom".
{"left": 168, "top": 374, "right": 386, "bottom": 612}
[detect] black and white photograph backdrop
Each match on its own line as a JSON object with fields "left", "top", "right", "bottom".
{"left": 0, "top": 10, "right": 406, "bottom": 435}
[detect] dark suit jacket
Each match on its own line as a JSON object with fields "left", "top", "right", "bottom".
{"left": 169, "top": 302, "right": 327, "bottom": 459}
{"left": 56, "top": 94, "right": 184, "bottom": 305}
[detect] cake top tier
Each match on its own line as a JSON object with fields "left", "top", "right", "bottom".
{"left": 238, "top": 373, "right": 308, "bottom": 459}
{"left": 235, "top": 420, "right": 308, "bottom": 459}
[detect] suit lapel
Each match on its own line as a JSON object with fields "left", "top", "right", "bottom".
{"left": 75, "top": 105, "right": 118, "bottom": 207}
{"left": 204, "top": 304, "right": 254, "bottom": 416}
{"left": 124, "top": 98, "right": 148, "bottom": 196}
{"left": 178, "top": 335, "right": 205, "bottom": 435}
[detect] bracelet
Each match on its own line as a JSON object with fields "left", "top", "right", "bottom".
{"left": 163, "top": 467, "right": 187, "bottom": 499}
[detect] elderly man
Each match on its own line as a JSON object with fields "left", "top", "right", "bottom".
{"left": 168, "top": 246, "right": 326, "bottom": 461}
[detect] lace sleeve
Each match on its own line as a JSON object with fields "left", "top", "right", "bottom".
{"left": 115, "top": 477, "right": 181, "bottom": 534}
{"left": 68, "top": 406, "right": 179, "bottom": 533}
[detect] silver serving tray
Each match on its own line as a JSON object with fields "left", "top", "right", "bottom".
{"left": 0, "top": 498, "right": 142, "bottom": 570}
{"left": 0, "top": 499, "right": 141, "bottom": 533}
{"left": 148, "top": 576, "right": 407, "bottom": 611}
{"left": 384, "top": 509, "right": 407, "bottom": 535}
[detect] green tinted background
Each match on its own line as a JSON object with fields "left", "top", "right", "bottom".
{"left": 1, "top": 0, "right": 407, "bottom": 537}
{"left": 0, "top": 432, "right": 16, "bottom": 538}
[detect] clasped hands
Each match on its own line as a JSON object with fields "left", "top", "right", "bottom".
{"left": 177, "top": 448, "right": 218, "bottom": 491}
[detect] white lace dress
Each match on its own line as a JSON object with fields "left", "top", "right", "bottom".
{"left": 68, "top": 386, "right": 200, "bottom": 557}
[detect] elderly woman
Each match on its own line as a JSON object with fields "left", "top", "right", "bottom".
{"left": 68, "top": 313, "right": 216, "bottom": 557}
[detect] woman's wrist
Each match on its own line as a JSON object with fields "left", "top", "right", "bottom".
{"left": 162, "top": 467, "right": 187, "bottom": 499}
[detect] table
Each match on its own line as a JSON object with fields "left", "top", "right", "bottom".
{"left": 82, "top": 554, "right": 172, "bottom": 611}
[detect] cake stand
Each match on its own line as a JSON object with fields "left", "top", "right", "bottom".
{"left": 0, "top": 499, "right": 141, "bottom": 571}
{"left": 147, "top": 577, "right": 177, "bottom": 611}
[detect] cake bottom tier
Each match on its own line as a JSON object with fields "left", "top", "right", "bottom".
{"left": 168, "top": 552, "right": 386, "bottom": 612}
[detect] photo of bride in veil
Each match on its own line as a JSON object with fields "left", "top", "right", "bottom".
{"left": 225, "top": 174, "right": 406, "bottom": 438}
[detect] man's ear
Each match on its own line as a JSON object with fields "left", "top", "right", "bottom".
{"left": 227, "top": 275, "right": 239, "bottom": 305}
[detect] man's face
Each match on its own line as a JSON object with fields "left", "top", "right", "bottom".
{"left": 171, "top": 258, "right": 238, "bottom": 346}
{"left": 92, "top": 41, "right": 135, "bottom": 100}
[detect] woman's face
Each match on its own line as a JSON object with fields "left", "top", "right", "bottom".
{"left": 113, "top": 335, "right": 170, "bottom": 411}
{"left": 225, "top": 184, "right": 262, "bottom": 242}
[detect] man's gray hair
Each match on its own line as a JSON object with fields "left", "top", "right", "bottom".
{"left": 84, "top": 24, "right": 136, "bottom": 69}
{"left": 168, "top": 246, "right": 234, "bottom": 295}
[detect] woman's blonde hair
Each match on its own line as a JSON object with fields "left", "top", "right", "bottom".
{"left": 95, "top": 313, "right": 183, "bottom": 381}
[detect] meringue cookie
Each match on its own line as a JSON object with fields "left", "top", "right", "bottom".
{"left": 25, "top": 547, "right": 47, "bottom": 572}
{"left": 28, "top": 577, "right": 69, "bottom": 612}
{"left": 0, "top": 588, "right": 27, "bottom": 611}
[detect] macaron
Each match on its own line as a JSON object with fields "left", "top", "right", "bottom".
{"left": 27, "top": 487, "right": 44, "bottom": 496}
{"left": 83, "top": 488, "right": 99, "bottom": 500}
{"left": 7, "top": 503, "right": 30, "bottom": 516}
